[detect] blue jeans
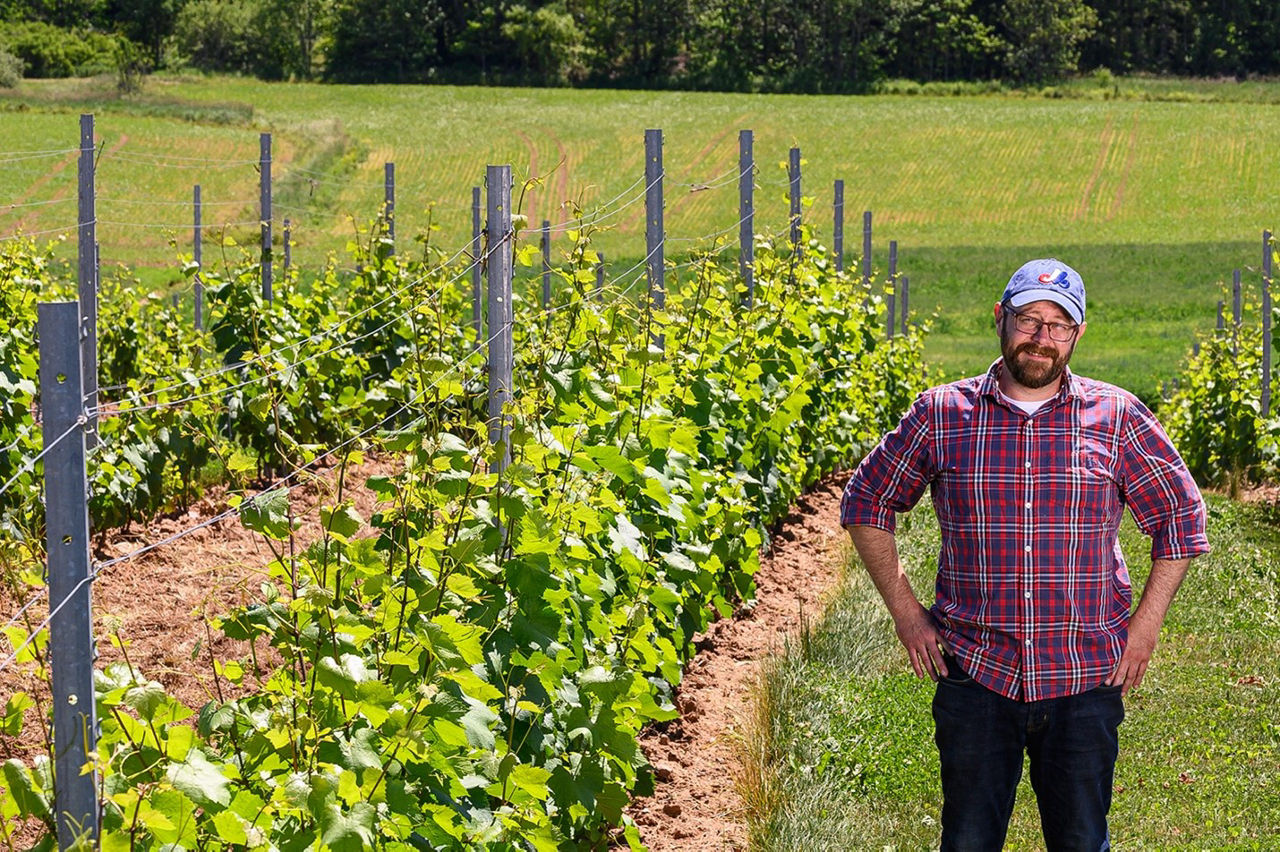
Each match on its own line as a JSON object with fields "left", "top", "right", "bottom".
{"left": 932, "top": 658, "right": 1125, "bottom": 852}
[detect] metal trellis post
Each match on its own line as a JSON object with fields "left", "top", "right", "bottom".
{"left": 834, "top": 179, "right": 844, "bottom": 274}
{"left": 77, "top": 114, "right": 98, "bottom": 447}
{"left": 541, "top": 219, "right": 551, "bottom": 312}
{"left": 193, "top": 185, "right": 203, "bottom": 331}
{"left": 283, "top": 218, "right": 291, "bottom": 277}
{"left": 645, "top": 129, "right": 665, "bottom": 349}
{"left": 1264, "top": 230, "right": 1273, "bottom": 417}
{"left": 260, "top": 132, "right": 272, "bottom": 303}
{"left": 385, "top": 162, "right": 395, "bottom": 253}
{"left": 486, "top": 166, "right": 513, "bottom": 475}
{"left": 862, "top": 210, "right": 873, "bottom": 293}
{"left": 39, "top": 301, "right": 99, "bottom": 851}
{"left": 887, "top": 239, "right": 898, "bottom": 339}
{"left": 472, "top": 186, "right": 482, "bottom": 339}
{"left": 901, "top": 275, "right": 910, "bottom": 337}
{"left": 596, "top": 252, "right": 605, "bottom": 302}
{"left": 1233, "top": 268, "right": 1242, "bottom": 358}
{"left": 739, "top": 129, "right": 754, "bottom": 307}
{"left": 789, "top": 146, "right": 801, "bottom": 257}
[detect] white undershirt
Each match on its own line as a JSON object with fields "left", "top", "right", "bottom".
{"left": 1001, "top": 391, "right": 1050, "bottom": 415}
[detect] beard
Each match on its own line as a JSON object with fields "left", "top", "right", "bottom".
{"left": 1001, "top": 331, "right": 1073, "bottom": 390}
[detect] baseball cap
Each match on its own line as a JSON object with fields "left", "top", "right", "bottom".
{"left": 1001, "top": 258, "right": 1085, "bottom": 324}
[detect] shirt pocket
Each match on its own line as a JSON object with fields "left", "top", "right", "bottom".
{"left": 1063, "top": 434, "right": 1120, "bottom": 523}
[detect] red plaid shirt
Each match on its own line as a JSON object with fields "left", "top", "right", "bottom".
{"left": 841, "top": 360, "right": 1209, "bottom": 702}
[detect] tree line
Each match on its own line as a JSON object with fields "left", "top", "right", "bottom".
{"left": 1, "top": 0, "right": 1278, "bottom": 91}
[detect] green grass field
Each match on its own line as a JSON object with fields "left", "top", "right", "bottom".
{"left": 746, "top": 496, "right": 1280, "bottom": 849}
{"left": 2, "top": 74, "right": 1277, "bottom": 400}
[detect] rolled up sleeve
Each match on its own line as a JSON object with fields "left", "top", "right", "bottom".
{"left": 1119, "top": 398, "right": 1210, "bottom": 561}
{"left": 841, "top": 391, "right": 935, "bottom": 533}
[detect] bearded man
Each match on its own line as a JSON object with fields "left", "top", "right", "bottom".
{"left": 840, "top": 259, "right": 1208, "bottom": 851}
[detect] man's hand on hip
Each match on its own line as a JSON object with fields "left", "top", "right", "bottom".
{"left": 1106, "top": 618, "right": 1158, "bottom": 695}
{"left": 846, "top": 524, "right": 950, "bottom": 681}
{"left": 894, "top": 603, "right": 950, "bottom": 681}
{"left": 1105, "top": 557, "right": 1191, "bottom": 696}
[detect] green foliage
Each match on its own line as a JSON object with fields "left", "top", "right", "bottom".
{"left": 107, "top": 0, "right": 182, "bottom": 68}
{"left": 171, "top": 0, "right": 258, "bottom": 75}
{"left": 999, "top": 0, "right": 1099, "bottom": 85}
{"left": 499, "top": 3, "right": 585, "bottom": 86}
{"left": 0, "top": 19, "right": 122, "bottom": 77}
{"left": 1, "top": 224, "right": 927, "bottom": 847}
{"left": 325, "top": 0, "right": 445, "bottom": 83}
{"left": 170, "top": 0, "right": 326, "bottom": 80}
{"left": 0, "top": 231, "right": 473, "bottom": 540}
{"left": 8, "top": 0, "right": 1280, "bottom": 86}
{"left": 0, "top": 45, "right": 21, "bottom": 87}
{"left": 1162, "top": 249, "right": 1280, "bottom": 492}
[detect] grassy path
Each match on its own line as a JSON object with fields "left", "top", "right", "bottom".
{"left": 746, "top": 494, "right": 1280, "bottom": 849}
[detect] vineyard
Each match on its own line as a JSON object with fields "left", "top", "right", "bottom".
{"left": 0, "top": 138, "right": 930, "bottom": 850}
{"left": 2, "top": 79, "right": 1279, "bottom": 849}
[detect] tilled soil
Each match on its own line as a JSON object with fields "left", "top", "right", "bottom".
{"left": 0, "top": 455, "right": 401, "bottom": 762}
{"left": 627, "top": 473, "right": 851, "bottom": 850}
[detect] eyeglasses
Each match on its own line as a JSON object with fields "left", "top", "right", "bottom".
{"left": 1002, "top": 305, "right": 1079, "bottom": 342}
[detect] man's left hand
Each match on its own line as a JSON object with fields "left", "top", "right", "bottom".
{"left": 1106, "top": 620, "right": 1159, "bottom": 696}
{"left": 1106, "top": 557, "right": 1191, "bottom": 696}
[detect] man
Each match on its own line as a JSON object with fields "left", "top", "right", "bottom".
{"left": 840, "top": 259, "right": 1208, "bottom": 851}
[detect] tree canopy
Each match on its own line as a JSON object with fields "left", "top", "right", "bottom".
{"left": 1, "top": 0, "right": 1277, "bottom": 88}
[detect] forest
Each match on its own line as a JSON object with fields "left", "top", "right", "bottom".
{"left": 1, "top": 0, "right": 1278, "bottom": 92}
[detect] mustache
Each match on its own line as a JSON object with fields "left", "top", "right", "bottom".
{"left": 1015, "top": 343, "right": 1060, "bottom": 360}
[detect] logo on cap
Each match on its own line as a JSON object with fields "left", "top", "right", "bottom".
{"left": 1037, "top": 268, "right": 1070, "bottom": 289}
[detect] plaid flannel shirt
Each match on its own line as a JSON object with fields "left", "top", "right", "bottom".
{"left": 841, "top": 360, "right": 1209, "bottom": 702}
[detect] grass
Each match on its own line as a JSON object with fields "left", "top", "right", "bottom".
{"left": 1, "top": 74, "right": 1276, "bottom": 398}
{"left": 744, "top": 496, "right": 1280, "bottom": 849}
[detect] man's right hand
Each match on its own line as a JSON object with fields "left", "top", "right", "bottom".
{"left": 893, "top": 604, "right": 950, "bottom": 681}
{"left": 846, "top": 525, "right": 950, "bottom": 681}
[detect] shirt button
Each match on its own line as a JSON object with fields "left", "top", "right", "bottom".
{"left": 1024, "top": 545, "right": 1032, "bottom": 553}
{"left": 1024, "top": 461, "right": 1032, "bottom": 469}
{"left": 1024, "top": 501, "right": 1032, "bottom": 509}
{"left": 1025, "top": 639, "right": 1032, "bottom": 646}
{"left": 1024, "top": 591, "right": 1032, "bottom": 599}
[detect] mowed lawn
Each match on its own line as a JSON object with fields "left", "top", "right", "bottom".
{"left": 2, "top": 76, "right": 1278, "bottom": 398}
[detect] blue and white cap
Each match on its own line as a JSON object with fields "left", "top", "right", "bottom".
{"left": 1001, "top": 258, "right": 1085, "bottom": 324}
